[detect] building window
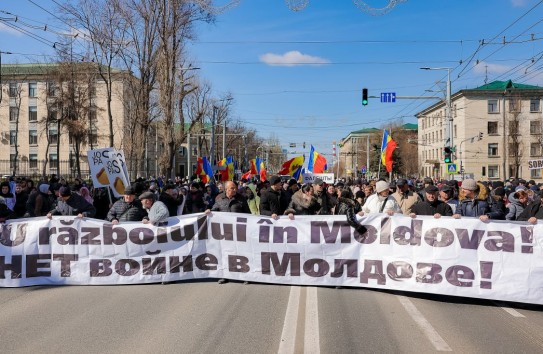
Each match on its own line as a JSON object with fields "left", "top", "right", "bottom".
{"left": 49, "top": 153, "right": 58, "bottom": 169}
{"left": 29, "top": 130, "right": 38, "bottom": 145}
{"left": 49, "top": 129, "right": 58, "bottom": 145}
{"left": 9, "top": 83, "right": 17, "bottom": 97}
{"left": 10, "top": 154, "right": 16, "bottom": 169}
{"left": 488, "top": 121, "right": 498, "bottom": 135}
{"left": 482, "top": 166, "right": 486, "bottom": 176}
{"left": 28, "top": 83, "right": 37, "bottom": 97}
{"left": 29, "top": 106, "right": 37, "bottom": 122}
{"left": 90, "top": 128, "right": 98, "bottom": 145}
{"left": 488, "top": 143, "right": 499, "bottom": 157}
{"left": 9, "top": 107, "right": 18, "bottom": 122}
{"left": 531, "top": 168, "right": 542, "bottom": 178}
{"left": 530, "top": 99, "right": 541, "bottom": 112}
{"left": 488, "top": 165, "right": 499, "bottom": 178}
{"left": 488, "top": 99, "right": 499, "bottom": 113}
{"left": 509, "top": 121, "right": 519, "bottom": 135}
{"left": 531, "top": 121, "right": 541, "bottom": 135}
{"left": 509, "top": 99, "right": 521, "bottom": 113}
{"left": 47, "top": 82, "right": 57, "bottom": 97}
{"left": 531, "top": 143, "right": 541, "bottom": 157}
{"left": 9, "top": 130, "right": 16, "bottom": 146}
{"left": 29, "top": 154, "right": 38, "bottom": 169}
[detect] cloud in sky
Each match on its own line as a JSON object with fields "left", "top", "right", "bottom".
{"left": 510, "top": 0, "right": 527, "bottom": 7}
{"left": 473, "top": 61, "right": 511, "bottom": 75}
{"left": 259, "top": 51, "right": 330, "bottom": 67}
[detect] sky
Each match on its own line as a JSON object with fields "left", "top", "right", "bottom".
{"left": 1, "top": 0, "right": 543, "bottom": 163}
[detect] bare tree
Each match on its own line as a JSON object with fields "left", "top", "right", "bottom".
{"left": 508, "top": 96, "right": 523, "bottom": 178}
{"left": 10, "top": 82, "right": 23, "bottom": 176}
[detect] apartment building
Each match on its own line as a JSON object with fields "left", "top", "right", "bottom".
{"left": 416, "top": 80, "right": 543, "bottom": 181}
{"left": 0, "top": 63, "right": 132, "bottom": 178}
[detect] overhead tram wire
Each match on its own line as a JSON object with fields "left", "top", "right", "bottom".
{"left": 26, "top": 0, "right": 86, "bottom": 39}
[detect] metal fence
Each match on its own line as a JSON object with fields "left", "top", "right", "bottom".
{"left": 0, "top": 160, "right": 90, "bottom": 180}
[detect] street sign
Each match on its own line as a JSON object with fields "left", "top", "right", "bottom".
{"left": 380, "top": 92, "right": 396, "bottom": 103}
{"left": 446, "top": 163, "right": 458, "bottom": 174}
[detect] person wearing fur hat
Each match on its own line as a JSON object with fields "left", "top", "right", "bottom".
{"left": 453, "top": 179, "right": 504, "bottom": 221}
{"left": 285, "top": 184, "right": 320, "bottom": 218}
{"left": 360, "top": 180, "right": 401, "bottom": 215}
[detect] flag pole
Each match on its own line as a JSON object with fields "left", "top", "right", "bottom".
{"left": 377, "top": 130, "right": 384, "bottom": 180}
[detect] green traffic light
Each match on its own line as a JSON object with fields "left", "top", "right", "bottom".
{"left": 362, "top": 99, "right": 368, "bottom": 105}
{"left": 444, "top": 157, "right": 451, "bottom": 163}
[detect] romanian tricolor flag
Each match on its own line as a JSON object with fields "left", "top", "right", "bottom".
{"left": 249, "top": 159, "right": 258, "bottom": 175}
{"left": 256, "top": 157, "right": 267, "bottom": 182}
{"left": 227, "top": 156, "right": 235, "bottom": 181}
{"left": 381, "top": 130, "right": 397, "bottom": 173}
{"left": 195, "top": 156, "right": 214, "bottom": 183}
{"left": 278, "top": 155, "right": 304, "bottom": 176}
{"left": 241, "top": 170, "right": 252, "bottom": 180}
{"left": 307, "top": 145, "right": 327, "bottom": 173}
{"left": 218, "top": 158, "right": 228, "bottom": 181}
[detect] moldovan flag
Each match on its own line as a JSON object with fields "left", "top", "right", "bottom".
{"left": 256, "top": 157, "right": 267, "bottom": 182}
{"left": 381, "top": 130, "right": 397, "bottom": 173}
{"left": 196, "top": 157, "right": 214, "bottom": 183}
{"left": 307, "top": 145, "right": 327, "bottom": 173}
{"left": 279, "top": 155, "right": 304, "bottom": 176}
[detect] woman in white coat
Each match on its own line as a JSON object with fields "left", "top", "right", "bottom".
{"left": 360, "top": 180, "right": 401, "bottom": 216}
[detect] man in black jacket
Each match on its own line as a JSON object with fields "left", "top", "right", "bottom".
{"left": 410, "top": 185, "right": 453, "bottom": 218}
{"left": 259, "top": 175, "right": 285, "bottom": 219}
{"left": 107, "top": 186, "right": 147, "bottom": 224}
{"left": 47, "top": 186, "right": 96, "bottom": 218}
{"left": 207, "top": 181, "right": 250, "bottom": 214}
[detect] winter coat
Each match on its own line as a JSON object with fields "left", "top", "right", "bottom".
{"left": 411, "top": 200, "right": 453, "bottom": 217}
{"left": 260, "top": 188, "right": 284, "bottom": 216}
{"left": 13, "top": 191, "right": 28, "bottom": 218}
{"left": 391, "top": 190, "right": 422, "bottom": 215}
{"left": 107, "top": 198, "right": 148, "bottom": 222}
{"left": 50, "top": 192, "right": 96, "bottom": 217}
{"left": 505, "top": 192, "right": 526, "bottom": 220}
{"left": 335, "top": 197, "right": 362, "bottom": 216}
{"left": 27, "top": 191, "right": 51, "bottom": 217}
{"left": 144, "top": 200, "right": 170, "bottom": 225}
{"left": 159, "top": 192, "right": 182, "bottom": 217}
{"left": 517, "top": 200, "right": 543, "bottom": 221}
{"left": 285, "top": 190, "right": 321, "bottom": 215}
{"left": 362, "top": 194, "right": 402, "bottom": 214}
{"left": 185, "top": 190, "right": 205, "bottom": 214}
{"left": 313, "top": 190, "right": 334, "bottom": 215}
{"left": 246, "top": 183, "right": 260, "bottom": 215}
{"left": 211, "top": 192, "right": 251, "bottom": 214}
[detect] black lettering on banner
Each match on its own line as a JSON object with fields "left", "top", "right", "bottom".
{"left": 57, "top": 227, "right": 79, "bottom": 245}
{"left": 211, "top": 222, "right": 234, "bottom": 241}
{"left": 521, "top": 226, "right": 534, "bottom": 253}
{"left": 52, "top": 254, "right": 78, "bottom": 277}
{"left": 529, "top": 161, "right": 533, "bottom": 169}
{"left": 416, "top": 263, "right": 443, "bottom": 284}
{"left": 353, "top": 225, "right": 378, "bottom": 244}
{"left": 273, "top": 226, "right": 297, "bottom": 243}
{"left": 80, "top": 227, "right": 101, "bottom": 245}
{"left": 39, "top": 227, "right": 55, "bottom": 245}
{"left": 303, "top": 258, "right": 330, "bottom": 277}
{"left": 90, "top": 259, "right": 112, "bottom": 277}
{"left": 156, "top": 228, "right": 168, "bottom": 244}
{"left": 0, "top": 223, "right": 27, "bottom": 247}
{"left": 129, "top": 228, "right": 155, "bottom": 245}
{"left": 380, "top": 217, "right": 391, "bottom": 244}
{"left": 258, "top": 218, "right": 273, "bottom": 243}
{"left": 115, "top": 259, "right": 140, "bottom": 276}
{"left": 261, "top": 252, "right": 301, "bottom": 276}
{"left": 387, "top": 261, "right": 414, "bottom": 281}
{"left": 424, "top": 227, "right": 455, "bottom": 247}
{"left": 445, "top": 265, "right": 474, "bottom": 287}
{"left": 169, "top": 256, "right": 193, "bottom": 273}
{"left": 0, "top": 255, "right": 22, "bottom": 279}
{"left": 197, "top": 215, "right": 208, "bottom": 240}
{"left": 456, "top": 229, "right": 485, "bottom": 250}
{"left": 195, "top": 253, "right": 218, "bottom": 270}
{"left": 103, "top": 225, "right": 127, "bottom": 245}
{"left": 170, "top": 224, "right": 196, "bottom": 242}
{"left": 393, "top": 219, "right": 422, "bottom": 246}
{"left": 484, "top": 231, "right": 514, "bottom": 252}
{"left": 310, "top": 221, "right": 351, "bottom": 244}
{"left": 142, "top": 257, "right": 167, "bottom": 275}
{"left": 480, "top": 261, "right": 494, "bottom": 289}
{"left": 330, "top": 259, "right": 358, "bottom": 278}
{"left": 228, "top": 255, "right": 250, "bottom": 273}
{"left": 236, "top": 217, "right": 247, "bottom": 242}
{"left": 26, "top": 254, "right": 51, "bottom": 278}
{"left": 360, "top": 259, "right": 386, "bottom": 285}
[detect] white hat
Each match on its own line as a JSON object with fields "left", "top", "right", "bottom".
{"left": 375, "top": 181, "right": 390, "bottom": 193}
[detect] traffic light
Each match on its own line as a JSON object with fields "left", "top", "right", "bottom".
{"left": 362, "top": 88, "right": 368, "bottom": 106}
{"left": 478, "top": 132, "right": 483, "bottom": 140}
{"left": 444, "top": 146, "right": 452, "bottom": 163}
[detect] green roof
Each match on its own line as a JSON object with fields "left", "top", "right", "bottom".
{"left": 351, "top": 128, "right": 380, "bottom": 134}
{"left": 402, "top": 123, "right": 418, "bottom": 130}
{"left": 469, "top": 80, "right": 543, "bottom": 91}
{"left": 0, "top": 63, "right": 123, "bottom": 76}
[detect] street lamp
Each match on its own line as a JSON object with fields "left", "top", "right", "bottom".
{"left": 421, "top": 67, "right": 452, "bottom": 178}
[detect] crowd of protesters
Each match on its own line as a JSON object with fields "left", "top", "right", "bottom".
{"left": 2, "top": 173, "right": 543, "bottom": 226}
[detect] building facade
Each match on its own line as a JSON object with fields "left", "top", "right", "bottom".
{"left": 416, "top": 80, "right": 543, "bottom": 181}
{"left": 0, "top": 63, "right": 136, "bottom": 179}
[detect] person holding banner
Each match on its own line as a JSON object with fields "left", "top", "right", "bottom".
{"left": 139, "top": 191, "right": 170, "bottom": 226}
{"left": 360, "top": 180, "right": 401, "bottom": 216}
{"left": 107, "top": 186, "right": 147, "bottom": 224}
{"left": 47, "top": 186, "right": 96, "bottom": 219}
{"left": 409, "top": 185, "right": 453, "bottom": 219}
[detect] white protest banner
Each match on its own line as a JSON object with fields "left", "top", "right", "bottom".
{"left": 1, "top": 214, "right": 543, "bottom": 305}
{"left": 528, "top": 159, "right": 543, "bottom": 170}
{"left": 302, "top": 173, "right": 334, "bottom": 184}
{"left": 87, "top": 148, "right": 114, "bottom": 187}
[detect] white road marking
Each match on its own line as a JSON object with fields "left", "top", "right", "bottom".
{"left": 493, "top": 302, "right": 526, "bottom": 318}
{"left": 397, "top": 295, "right": 452, "bottom": 352}
{"left": 278, "top": 286, "right": 301, "bottom": 354}
{"left": 304, "top": 287, "right": 320, "bottom": 354}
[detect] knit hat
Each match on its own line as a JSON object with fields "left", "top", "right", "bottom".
{"left": 39, "top": 184, "right": 50, "bottom": 194}
{"left": 375, "top": 180, "right": 390, "bottom": 193}
{"left": 461, "top": 179, "right": 478, "bottom": 191}
{"left": 59, "top": 186, "right": 71, "bottom": 197}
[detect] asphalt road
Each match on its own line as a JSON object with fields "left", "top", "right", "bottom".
{"left": 1, "top": 281, "right": 543, "bottom": 353}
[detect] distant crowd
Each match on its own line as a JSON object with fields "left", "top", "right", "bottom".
{"left": 1, "top": 174, "right": 543, "bottom": 227}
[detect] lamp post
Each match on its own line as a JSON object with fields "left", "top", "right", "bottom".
{"left": 421, "top": 67, "right": 452, "bottom": 178}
